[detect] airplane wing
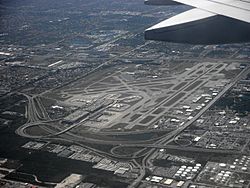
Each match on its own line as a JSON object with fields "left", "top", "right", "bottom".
{"left": 145, "top": 0, "right": 250, "bottom": 44}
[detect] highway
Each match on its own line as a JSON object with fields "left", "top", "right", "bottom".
{"left": 127, "top": 65, "right": 250, "bottom": 188}
{"left": 17, "top": 65, "right": 250, "bottom": 143}
{"left": 113, "top": 143, "right": 243, "bottom": 155}
{"left": 15, "top": 63, "right": 250, "bottom": 188}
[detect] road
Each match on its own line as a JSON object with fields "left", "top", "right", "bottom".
{"left": 15, "top": 64, "right": 250, "bottom": 188}
{"left": 127, "top": 65, "right": 250, "bottom": 188}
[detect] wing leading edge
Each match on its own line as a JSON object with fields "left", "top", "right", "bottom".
{"left": 145, "top": 0, "right": 250, "bottom": 44}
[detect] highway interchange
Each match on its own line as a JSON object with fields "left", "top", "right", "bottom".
{"left": 15, "top": 59, "right": 250, "bottom": 188}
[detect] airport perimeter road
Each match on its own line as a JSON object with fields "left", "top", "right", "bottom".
{"left": 128, "top": 66, "right": 250, "bottom": 188}
{"left": 179, "top": 57, "right": 250, "bottom": 63}
{"left": 120, "top": 144, "right": 243, "bottom": 155}
{"left": 159, "top": 65, "right": 250, "bottom": 145}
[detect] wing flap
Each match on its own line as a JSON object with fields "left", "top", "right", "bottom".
{"left": 211, "top": 0, "right": 250, "bottom": 11}
{"left": 170, "top": 0, "right": 250, "bottom": 23}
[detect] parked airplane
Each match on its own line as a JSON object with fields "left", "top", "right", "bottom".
{"left": 145, "top": 0, "right": 250, "bottom": 44}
